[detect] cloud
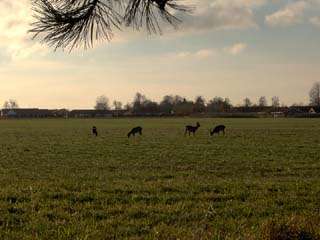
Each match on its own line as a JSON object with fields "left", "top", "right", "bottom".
{"left": 310, "top": 16, "right": 320, "bottom": 26}
{"left": 224, "top": 43, "right": 247, "bottom": 55}
{"left": 0, "top": 0, "right": 47, "bottom": 62}
{"left": 165, "top": 48, "right": 216, "bottom": 60}
{"left": 195, "top": 49, "right": 216, "bottom": 58}
{"left": 179, "top": 0, "right": 266, "bottom": 32}
{"left": 265, "top": 1, "right": 308, "bottom": 27}
{"left": 164, "top": 43, "right": 247, "bottom": 61}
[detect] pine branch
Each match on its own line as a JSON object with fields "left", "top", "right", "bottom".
{"left": 29, "top": 0, "right": 193, "bottom": 50}
{"left": 124, "top": 0, "right": 193, "bottom": 33}
{"left": 30, "top": 0, "right": 122, "bottom": 50}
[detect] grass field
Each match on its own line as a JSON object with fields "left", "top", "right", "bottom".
{"left": 0, "top": 118, "right": 320, "bottom": 239}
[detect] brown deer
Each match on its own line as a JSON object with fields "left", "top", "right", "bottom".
{"left": 210, "top": 125, "right": 226, "bottom": 136}
{"left": 128, "top": 126, "right": 142, "bottom": 138}
{"left": 185, "top": 122, "right": 200, "bottom": 136}
{"left": 92, "top": 126, "right": 98, "bottom": 136}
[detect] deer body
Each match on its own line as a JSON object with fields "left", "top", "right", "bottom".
{"left": 92, "top": 126, "right": 98, "bottom": 136}
{"left": 128, "top": 126, "right": 143, "bottom": 138}
{"left": 185, "top": 122, "right": 200, "bottom": 136}
{"left": 210, "top": 125, "right": 226, "bottom": 136}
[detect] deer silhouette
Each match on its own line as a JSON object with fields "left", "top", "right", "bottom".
{"left": 185, "top": 122, "right": 200, "bottom": 136}
{"left": 128, "top": 126, "right": 142, "bottom": 138}
{"left": 210, "top": 125, "right": 226, "bottom": 136}
{"left": 92, "top": 126, "right": 98, "bottom": 136}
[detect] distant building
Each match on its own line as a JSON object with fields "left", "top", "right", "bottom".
{"left": 1, "top": 108, "right": 56, "bottom": 118}
{"left": 309, "top": 108, "right": 316, "bottom": 114}
{"left": 69, "top": 109, "right": 127, "bottom": 118}
{"left": 52, "top": 109, "right": 69, "bottom": 118}
{"left": 287, "top": 106, "right": 320, "bottom": 117}
{"left": 232, "top": 106, "right": 288, "bottom": 114}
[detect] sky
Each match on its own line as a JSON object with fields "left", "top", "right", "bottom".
{"left": 0, "top": 0, "right": 320, "bottom": 109}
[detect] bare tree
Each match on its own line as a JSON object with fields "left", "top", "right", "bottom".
{"left": 94, "top": 95, "right": 110, "bottom": 110}
{"left": 271, "top": 96, "right": 280, "bottom": 108}
{"left": 3, "top": 99, "right": 19, "bottom": 109}
{"left": 30, "top": 0, "right": 193, "bottom": 50}
{"left": 243, "top": 97, "right": 252, "bottom": 108}
{"left": 193, "top": 96, "right": 206, "bottom": 113}
{"left": 258, "top": 96, "right": 268, "bottom": 107}
{"left": 159, "top": 95, "right": 175, "bottom": 114}
{"left": 207, "top": 97, "right": 232, "bottom": 113}
{"left": 113, "top": 100, "right": 123, "bottom": 110}
{"left": 309, "top": 82, "right": 320, "bottom": 106}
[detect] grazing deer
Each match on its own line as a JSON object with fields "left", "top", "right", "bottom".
{"left": 128, "top": 126, "right": 142, "bottom": 138}
{"left": 185, "top": 122, "right": 200, "bottom": 136}
{"left": 210, "top": 125, "right": 226, "bottom": 136}
{"left": 92, "top": 126, "right": 98, "bottom": 136}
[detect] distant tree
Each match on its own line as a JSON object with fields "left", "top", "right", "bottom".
{"left": 159, "top": 95, "right": 175, "bottom": 114}
{"left": 94, "top": 95, "right": 110, "bottom": 110}
{"left": 207, "top": 97, "right": 232, "bottom": 113}
{"left": 224, "top": 98, "right": 232, "bottom": 111}
{"left": 143, "top": 100, "right": 159, "bottom": 113}
{"left": 173, "top": 98, "right": 194, "bottom": 116}
{"left": 132, "top": 92, "right": 147, "bottom": 113}
{"left": 291, "top": 102, "right": 305, "bottom": 107}
{"left": 193, "top": 96, "right": 206, "bottom": 113}
{"left": 258, "top": 96, "right": 268, "bottom": 107}
{"left": 131, "top": 92, "right": 159, "bottom": 113}
{"left": 243, "top": 97, "right": 252, "bottom": 108}
{"left": 309, "top": 82, "right": 320, "bottom": 106}
{"left": 271, "top": 96, "right": 280, "bottom": 108}
{"left": 113, "top": 100, "right": 123, "bottom": 110}
{"left": 124, "top": 103, "right": 132, "bottom": 111}
{"left": 3, "top": 99, "right": 19, "bottom": 109}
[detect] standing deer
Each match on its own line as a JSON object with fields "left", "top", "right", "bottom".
{"left": 92, "top": 126, "right": 98, "bottom": 136}
{"left": 128, "top": 126, "right": 143, "bottom": 138}
{"left": 210, "top": 125, "right": 226, "bottom": 136}
{"left": 185, "top": 122, "right": 200, "bottom": 136}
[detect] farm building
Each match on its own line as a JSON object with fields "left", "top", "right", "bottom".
{"left": 286, "top": 106, "right": 320, "bottom": 117}
{"left": 69, "top": 109, "right": 127, "bottom": 118}
{"left": 232, "top": 106, "right": 289, "bottom": 113}
{"left": 1, "top": 108, "right": 56, "bottom": 118}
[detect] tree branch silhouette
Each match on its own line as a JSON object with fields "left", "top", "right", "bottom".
{"left": 124, "top": 0, "right": 192, "bottom": 33}
{"left": 30, "top": 0, "right": 193, "bottom": 50}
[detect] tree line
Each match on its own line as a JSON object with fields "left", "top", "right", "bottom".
{"left": 3, "top": 82, "right": 320, "bottom": 113}
{"left": 94, "top": 93, "right": 280, "bottom": 113}
{"left": 92, "top": 82, "right": 320, "bottom": 113}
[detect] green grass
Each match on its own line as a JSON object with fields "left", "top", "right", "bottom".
{"left": 0, "top": 118, "right": 320, "bottom": 239}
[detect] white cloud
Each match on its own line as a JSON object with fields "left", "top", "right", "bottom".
{"left": 0, "top": 0, "right": 47, "bottom": 62}
{"left": 310, "top": 16, "right": 320, "bottom": 26}
{"left": 165, "top": 44, "right": 247, "bottom": 60}
{"left": 224, "top": 43, "right": 247, "bottom": 55}
{"left": 265, "top": 1, "right": 308, "bottom": 27}
{"left": 195, "top": 49, "right": 216, "bottom": 58}
{"left": 179, "top": 0, "right": 266, "bottom": 32}
{"left": 165, "top": 48, "right": 216, "bottom": 60}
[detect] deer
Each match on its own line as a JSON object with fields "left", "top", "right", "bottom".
{"left": 128, "top": 126, "right": 143, "bottom": 138}
{"left": 92, "top": 126, "right": 98, "bottom": 136}
{"left": 210, "top": 125, "right": 226, "bottom": 136}
{"left": 185, "top": 122, "right": 200, "bottom": 136}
